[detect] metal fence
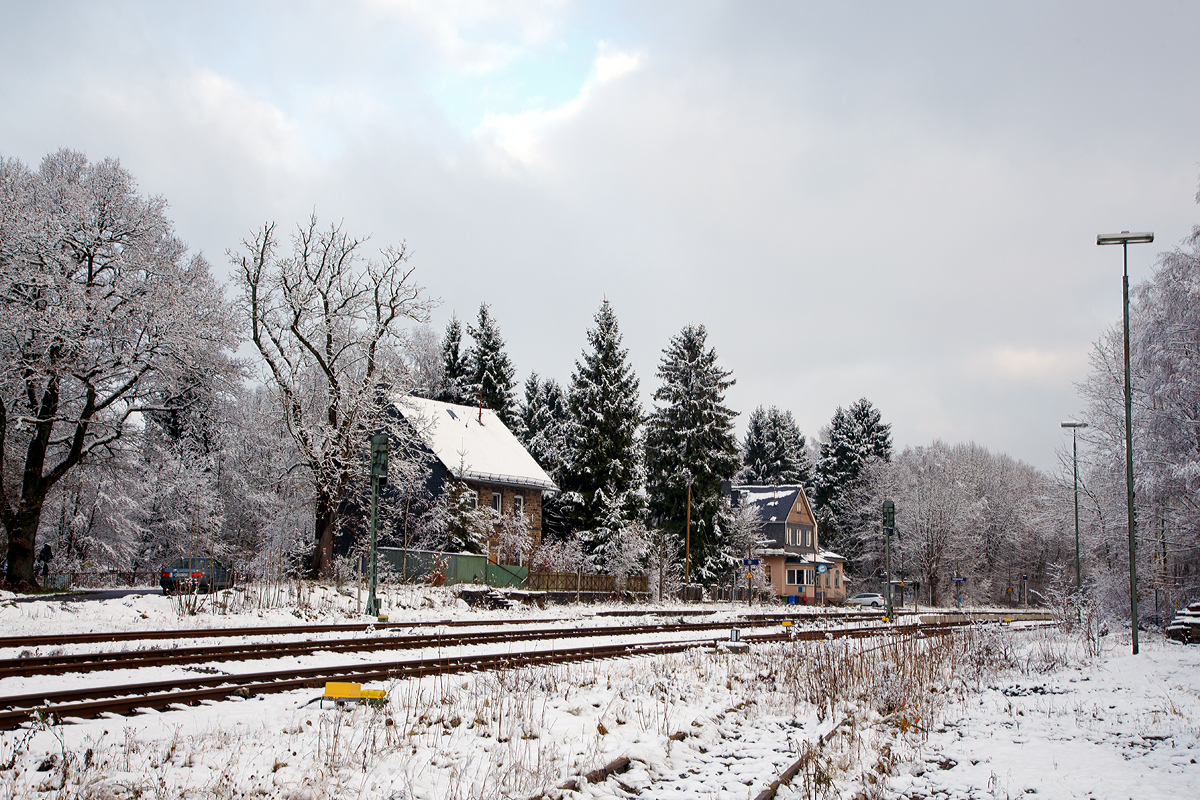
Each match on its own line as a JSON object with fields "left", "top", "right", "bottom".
{"left": 38, "top": 558, "right": 644, "bottom": 596}
{"left": 42, "top": 571, "right": 161, "bottom": 589}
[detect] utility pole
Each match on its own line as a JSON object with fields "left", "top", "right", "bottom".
{"left": 366, "top": 432, "right": 388, "bottom": 617}
{"left": 883, "top": 500, "right": 895, "bottom": 621}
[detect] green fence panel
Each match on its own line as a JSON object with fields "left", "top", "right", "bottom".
{"left": 378, "top": 548, "right": 458, "bottom": 585}
{"left": 453, "top": 554, "right": 487, "bottom": 585}
{"left": 486, "top": 563, "right": 528, "bottom": 588}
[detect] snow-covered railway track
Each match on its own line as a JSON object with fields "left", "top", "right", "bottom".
{"left": 0, "top": 621, "right": 977, "bottom": 731}
{"left": 0, "top": 616, "right": 558, "bottom": 650}
{"left": 0, "top": 620, "right": 787, "bottom": 678}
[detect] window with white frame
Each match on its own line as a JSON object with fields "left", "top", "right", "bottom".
{"left": 466, "top": 490, "right": 478, "bottom": 508}
{"left": 491, "top": 492, "right": 501, "bottom": 512}
{"left": 513, "top": 494, "right": 524, "bottom": 517}
{"left": 835, "top": 571, "right": 840, "bottom": 588}
{"left": 804, "top": 569, "right": 814, "bottom": 586}
{"left": 786, "top": 569, "right": 802, "bottom": 586}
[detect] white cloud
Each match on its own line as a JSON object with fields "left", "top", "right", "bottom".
{"left": 474, "top": 42, "right": 644, "bottom": 168}
{"left": 983, "top": 347, "right": 1085, "bottom": 384}
{"left": 364, "top": 0, "right": 566, "bottom": 75}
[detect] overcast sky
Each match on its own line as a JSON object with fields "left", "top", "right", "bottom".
{"left": 3, "top": 1, "right": 1198, "bottom": 472}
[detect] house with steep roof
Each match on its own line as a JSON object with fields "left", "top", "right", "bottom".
{"left": 726, "top": 484, "right": 846, "bottom": 604}
{"left": 392, "top": 396, "right": 558, "bottom": 558}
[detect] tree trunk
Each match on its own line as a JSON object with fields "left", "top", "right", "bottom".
{"left": 310, "top": 491, "right": 336, "bottom": 578}
{"left": 4, "top": 506, "right": 43, "bottom": 591}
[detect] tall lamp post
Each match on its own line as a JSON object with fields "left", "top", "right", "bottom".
{"left": 1097, "top": 230, "right": 1153, "bottom": 655}
{"left": 1061, "top": 420, "right": 1088, "bottom": 613}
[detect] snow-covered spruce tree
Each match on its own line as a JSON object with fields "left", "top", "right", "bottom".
{"left": 564, "top": 300, "right": 644, "bottom": 557}
{"left": 644, "top": 324, "right": 740, "bottom": 582}
{"left": 465, "top": 303, "right": 517, "bottom": 425}
{"left": 441, "top": 480, "right": 491, "bottom": 555}
{"left": 590, "top": 488, "right": 649, "bottom": 587}
{"left": 0, "top": 151, "right": 239, "bottom": 589}
{"left": 812, "top": 398, "right": 892, "bottom": 571}
{"left": 436, "top": 315, "right": 470, "bottom": 404}
{"left": 234, "top": 215, "right": 434, "bottom": 577}
{"left": 738, "top": 405, "right": 811, "bottom": 486}
{"left": 516, "top": 373, "right": 575, "bottom": 540}
{"left": 516, "top": 373, "right": 572, "bottom": 479}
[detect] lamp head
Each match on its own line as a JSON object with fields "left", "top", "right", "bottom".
{"left": 1097, "top": 231, "right": 1154, "bottom": 245}
{"left": 1061, "top": 420, "right": 1089, "bottom": 429}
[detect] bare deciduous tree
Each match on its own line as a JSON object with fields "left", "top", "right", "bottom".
{"left": 233, "top": 216, "right": 434, "bottom": 577}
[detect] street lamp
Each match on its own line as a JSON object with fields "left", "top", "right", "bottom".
{"left": 1061, "top": 420, "right": 1088, "bottom": 613}
{"left": 1097, "top": 230, "right": 1153, "bottom": 655}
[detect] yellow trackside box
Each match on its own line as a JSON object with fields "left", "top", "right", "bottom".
{"left": 322, "top": 682, "right": 387, "bottom": 708}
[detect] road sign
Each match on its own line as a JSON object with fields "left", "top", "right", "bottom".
{"left": 951, "top": 577, "right": 967, "bottom": 583}
{"left": 877, "top": 572, "right": 888, "bottom": 579}
{"left": 742, "top": 559, "right": 760, "bottom": 566}
{"left": 746, "top": 572, "right": 754, "bottom": 580}
{"left": 816, "top": 564, "right": 828, "bottom": 574}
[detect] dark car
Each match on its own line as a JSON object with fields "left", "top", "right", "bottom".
{"left": 160, "top": 557, "right": 233, "bottom": 594}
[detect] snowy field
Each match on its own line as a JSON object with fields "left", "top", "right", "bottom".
{"left": 0, "top": 586, "right": 1196, "bottom": 799}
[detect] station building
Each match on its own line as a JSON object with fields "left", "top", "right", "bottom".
{"left": 726, "top": 484, "right": 847, "bottom": 604}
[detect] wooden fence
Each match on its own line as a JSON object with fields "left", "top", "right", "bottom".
{"left": 527, "top": 572, "right": 648, "bottom": 594}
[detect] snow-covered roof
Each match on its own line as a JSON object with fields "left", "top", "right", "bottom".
{"left": 732, "top": 485, "right": 803, "bottom": 523}
{"left": 393, "top": 395, "right": 558, "bottom": 492}
{"left": 759, "top": 549, "right": 845, "bottom": 565}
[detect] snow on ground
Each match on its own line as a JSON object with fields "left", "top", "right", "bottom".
{"left": 0, "top": 586, "right": 1196, "bottom": 799}
{"left": 836, "top": 635, "right": 1200, "bottom": 800}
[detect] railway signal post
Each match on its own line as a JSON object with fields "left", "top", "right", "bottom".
{"left": 883, "top": 500, "right": 895, "bottom": 620}
{"left": 366, "top": 433, "right": 389, "bottom": 617}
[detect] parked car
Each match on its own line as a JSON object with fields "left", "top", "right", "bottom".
{"left": 845, "top": 592, "right": 885, "bottom": 608}
{"left": 160, "top": 557, "right": 233, "bottom": 594}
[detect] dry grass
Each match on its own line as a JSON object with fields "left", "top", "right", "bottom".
{"left": 0, "top": 624, "right": 1074, "bottom": 799}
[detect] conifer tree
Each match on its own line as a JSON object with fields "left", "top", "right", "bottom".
{"left": 644, "top": 324, "right": 740, "bottom": 581}
{"left": 516, "top": 374, "right": 571, "bottom": 477}
{"left": 564, "top": 301, "right": 644, "bottom": 552}
{"left": 436, "top": 315, "right": 469, "bottom": 404}
{"left": 465, "top": 303, "right": 517, "bottom": 424}
{"left": 442, "top": 480, "right": 491, "bottom": 554}
{"left": 812, "top": 397, "right": 892, "bottom": 566}
{"left": 516, "top": 373, "right": 575, "bottom": 540}
{"left": 739, "top": 405, "right": 810, "bottom": 486}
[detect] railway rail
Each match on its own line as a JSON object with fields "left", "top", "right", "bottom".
{"left": 3, "top": 606, "right": 983, "bottom": 653}
{"left": 0, "top": 619, "right": 792, "bottom": 679}
{"left": 0, "top": 618, "right": 1002, "bottom": 731}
